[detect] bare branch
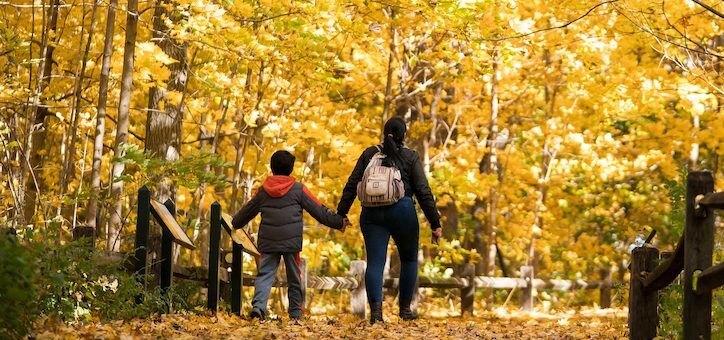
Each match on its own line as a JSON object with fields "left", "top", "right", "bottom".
{"left": 689, "top": 0, "right": 724, "bottom": 20}
{"left": 477, "top": 0, "right": 619, "bottom": 42}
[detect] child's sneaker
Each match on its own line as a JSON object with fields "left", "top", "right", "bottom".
{"left": 249, "top": 307, "right": 265, "bottom": 321}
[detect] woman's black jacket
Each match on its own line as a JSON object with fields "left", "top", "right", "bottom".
{"left": 336, "top": 145, "right": 441, "bottom": 230}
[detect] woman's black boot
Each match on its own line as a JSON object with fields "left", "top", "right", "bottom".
{"left": 399, "top": 299, "right": 419, "bottom": 321}
{"left": 369, "top": 302, "right": 384, "bottom": 324}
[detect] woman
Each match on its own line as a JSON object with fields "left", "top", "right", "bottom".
{"left": 337, "top": 117, "right": 443, "bottom": 323}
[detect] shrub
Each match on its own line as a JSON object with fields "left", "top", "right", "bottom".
{"left": 0, "top": 235, "right": 38, "bottom": 339}
{"left": 1, "top": 229, "right": 204, "bottom": 338}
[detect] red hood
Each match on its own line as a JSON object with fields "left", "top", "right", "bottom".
{"left": 262, "top": 176, "right": 296, "bottom": 198}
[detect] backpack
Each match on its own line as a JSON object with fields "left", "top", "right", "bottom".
{"left": 357, "top": 145, "right": 405, "bottom": 207}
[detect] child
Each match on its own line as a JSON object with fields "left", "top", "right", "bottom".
{"left": 232, "top": 150, "right": 348, "bottom": 321}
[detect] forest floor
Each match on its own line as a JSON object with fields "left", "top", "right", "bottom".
{"left": 32, "top": 308, "right": 628, "bottom": 339}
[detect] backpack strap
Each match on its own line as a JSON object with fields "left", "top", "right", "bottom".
{"left": 364, "top": 145, "right": 384, "bottom": 172}
{"left": 376, "top": 144, "right": 404, "bottom": 173}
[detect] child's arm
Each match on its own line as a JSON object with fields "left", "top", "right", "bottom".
{"left": 231, "top": 192, "right": 263, "bottom": 229}
{"left": 301, "top": 185, "right": 344, "bottom": 230}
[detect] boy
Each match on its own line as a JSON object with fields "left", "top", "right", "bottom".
{"left": 232, "top": 150, "right": 348, "bottom": 321}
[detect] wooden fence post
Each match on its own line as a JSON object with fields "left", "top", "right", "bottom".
{"left": 207, "top": 201, "right": 221, "bottom": 312}
{"left": 350, "top": 260, "right": 367, "bottom": 319}
{"left": 410, "top": 278, "right": 420, "bottom": 316}
{"left": 300, "top": 257, "right": 308, "bottom": 309}
{"left": 134, "top": 186, "right": 151, "bottom": 304}
{"left": 72, "top": 225, "right": 95, "bottom": 248}
{"left": 160, "top": 199, "right": 175, "bottom": 302}
{"left": 461, "top": 263, "right": 475, "bottom": 316}
{"left": 519, "top": 265, "right": 533, "bottom": 311}
{"left": 629, "top": 246, "right": 659, "bottom": 340}
{"left": 683, "top": 171, "right": 715, "bottom": 340}
{"left": 599, "top": 268, "right": 611, "bottom": 309}
{"left": 231, "top": 242, "right": 243, "bottom": 316}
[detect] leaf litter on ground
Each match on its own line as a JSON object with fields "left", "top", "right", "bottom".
{"left": 33, "top": 307, "right": 628, "bottom": 339}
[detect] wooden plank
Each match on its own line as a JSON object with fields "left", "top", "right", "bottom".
{"left": 520, "top": 266, "right": 533, "bottom": 311}
{"left": 160, "top": 200, "right": 174, "bottom": 299}
{"left": 683, "top": 171, "right": 715, "bottom": 340}
{"left": 349, "top": 261, "right": 366, "bottom": 319}
{"left": 533, "top": 279, "right": 602, "bottom": 290}
{"left": 461, "top": 263, "right": 475, "bottom": 316}
{"left": 474, "top": 276, "right": 527, "bottom": 289}
{"left": 419, "top": 276, "right": 468, "bottom": 289}
{"left": 221, "top": 213, "right": 261, "bottom": 257}
{"left": 307, "top": 276, "right": 360, "bottom": 290}
{"left": 599, "top": 268, "right": 611, "bottom": 309}
{"left": 170, "top": 265, "right": 229, "bottom": 283}
{"left": 694, "top": 261, "right": 724, "bottom": 294}
{"left": 642, "top": 235, "right": 684, "bottom": 291}
{"left": 230, "top": 243, "right": 243, "bottom": 316}
{"left": 207, "top": 202, "right": 221, "bottom": 312}
{"left": 699, "top": 191, "right": 724, "bottom": 209}
{"left": 629, "top": 246, "right": 660, "bottom": 340}
{"left": 150, "top": 200, "right": 195, "bottom": 250}
{"left": 134, "top": 186, "right": 151, "bottom": 305}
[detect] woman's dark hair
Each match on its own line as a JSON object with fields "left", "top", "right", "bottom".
{"left": 382, "top": 117, "right": 406, "bottom": 167}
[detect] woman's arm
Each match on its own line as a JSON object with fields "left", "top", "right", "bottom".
{"left": 410, "top": 152, "right": 442, "bottom": 229}
{"left": 336, "top": 148, "right": 374, "bottom": 216}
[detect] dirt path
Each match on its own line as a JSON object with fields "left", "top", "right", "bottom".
{"left": 34, "top": 309, "right": 628, "bottom": 339}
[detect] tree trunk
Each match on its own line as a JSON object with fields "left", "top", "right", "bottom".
{"left": 22, "top": 0, "right": 61, "bottom": 225}
{"left": 58, "top": 0, "right": 100, "bottom": 223}
{"left": 381, "top": 6, "right": 396, "bottom": 124}
{"left": 689, "top": 114, "right": 700, "bottom": 171}
{"left": 107, "top": 0, "right": 139, "bottom": 252}
{"left": 145, "top": 0, "right": 188, "bottom": 204}
{"left": 85, "top": 0, "right": 118, "bottom": 229}
{"left": 527, "top": 49, "right": 560, "bottom": 292}
{"left": 483, "top": 48, "right": 500, "bottom": 309}
{"left": 196, "top": 81, "right": 231, "bottom": 267}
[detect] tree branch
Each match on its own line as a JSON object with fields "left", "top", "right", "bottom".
{"left": 478, "top": 0, "right": 619, "bottom": 42}
{"left": 690, "top": 0, "right": 724, "bottom": 19}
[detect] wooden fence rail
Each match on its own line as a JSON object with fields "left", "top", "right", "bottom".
{"left": 628, "top": 171, "right": 723, "bottom": 340}
{"left": 200, "top": 262, "right": 612, "bottom": 319}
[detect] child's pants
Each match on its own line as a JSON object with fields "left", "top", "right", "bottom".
{"left": 251, "top": 252, "right": 303, "bottom": 318}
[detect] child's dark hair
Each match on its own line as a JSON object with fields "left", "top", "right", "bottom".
{"left": 270, "top": 150, "right": 295, "bottom": 176}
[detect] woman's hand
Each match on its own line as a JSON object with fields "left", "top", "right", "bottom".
{"left": 432, "top": 227, "right": 442, "bottom": 238}
{"left": 431, "top": 227, "right": 442, "bottom": 245}
{"left": 340, "top": 217, "right": 352, "bottom": 232}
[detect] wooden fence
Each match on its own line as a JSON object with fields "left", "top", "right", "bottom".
{"left": 125, "top": 186, "right": 614, "bottom": 318}
{"left": 204, "top": 261, "right": 612, "bottom": 319}
{"left": 629, "top": 171, "right": 724, "bottom": 340}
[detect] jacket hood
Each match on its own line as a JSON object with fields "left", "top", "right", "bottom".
{"left": 262, "top": 176, "right": 296, "bottom": 198}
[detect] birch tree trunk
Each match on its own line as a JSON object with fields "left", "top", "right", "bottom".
{"left": 483, "top": 48, "right": 500, "bottom": 309}
{"left": 107, "top": 0, "right": 139, "bottom": 252}
{"left": 59, "top": 0, "right": 99, "bottom": 224}
{"left": 85, "top": 0, "right": 118, "bottom": 229}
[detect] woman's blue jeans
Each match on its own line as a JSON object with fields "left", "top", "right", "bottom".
{"left": 360, "top": 196, "right": 419, "bottom": 304}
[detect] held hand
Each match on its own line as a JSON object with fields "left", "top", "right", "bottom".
{"left": 340, "top": 217, "right": 352, "bottom": 232}
{"left": 432, "top": 227, "right": 442, "bottom": 238}
{"left": 431, "top": 227, "right": 442, "bottom": 245}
